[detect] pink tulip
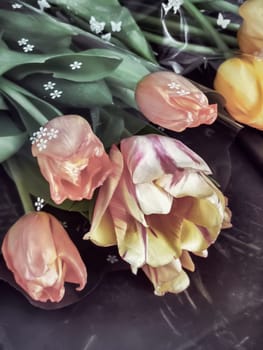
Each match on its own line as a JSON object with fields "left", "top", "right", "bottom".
{"left": 135, "top": 71, "right": 217, "bottom": 132}
{"left": 2, "top": 212, "right": 87, "bottom": 302}
{"left": 85, "top": 134, "right": 231, "bottom": 295}
{"left": 31, "top": 115, "right": 113, "bottom": 204}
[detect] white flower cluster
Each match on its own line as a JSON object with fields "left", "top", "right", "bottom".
{"left": 30, "top": 126, "right": 59, "bottom": 151}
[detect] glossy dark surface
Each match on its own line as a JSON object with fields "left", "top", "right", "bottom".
{"left": 1, "top": 118, "right": 263, "bottom": 350}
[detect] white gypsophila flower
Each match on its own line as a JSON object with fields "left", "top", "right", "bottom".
{"left": 23, "top": 44, "right": 35, "bottom": 53}
{"left": 50, "top": 90, "right": 63, "bottom": 99}
{"left": 106, "top": 254, "right": 119, "bottom": 264}
{"left": 18, "top": 38, "right": 29, "bottom": 46}
{"left": 43, "top": 81, "right": 56, "bottom": 90}
{"left": 12, "top": 3, "right": 23, "bottom": 9}
{"left": 89, "top": 16, "right": 105, "bottom": 34}
{"left": 162, "top": 0, "right": 184, "bottom": 16}
{"left": 34, "top": 197, "right": 45, "bottom": 211}
{"left": 69, "top": 61, "right": 83, "bottom": 70}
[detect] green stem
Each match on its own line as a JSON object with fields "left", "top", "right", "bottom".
{"left": 143, "top": 31, "right": 219, "bottom": 55}
{"left": 133, "top": 12, "right": 238, "bottom": 47}
{"left": 6, "top": 158, "right": 34, "bottom": 213}
{"left": 183, "top": 0, "right": 230, "bottom": 53}
{"left": 191, "top": 0, "right": 239, "bottom": 15}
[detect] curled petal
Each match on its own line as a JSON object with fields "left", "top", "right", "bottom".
{"left": 142, "top": 260, "right": 190, "bottom": 296}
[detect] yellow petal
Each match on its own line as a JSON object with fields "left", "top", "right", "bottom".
{"left": 142, "top": 261, "right": 190, "bottom": 295}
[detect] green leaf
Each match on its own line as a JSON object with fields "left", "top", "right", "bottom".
{"left": 13, "top": 52, "right": 122, "bottom": 82}
{"left": 22, "top": 73, "right": 113, "bottom": 108}
{"left": 0, "top": 9, "right": 77, "bottom": 53}
{"left": 0, "top": 94, "right": 8, "bottom": 110}
{"left": 48, "top": 0, "right": 155, "bottom": 61}
{"left": 0, "top": 112, "right": 27, "bottom": 162}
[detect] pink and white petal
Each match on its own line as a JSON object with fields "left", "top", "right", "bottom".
{"left": 157, "top": 171, "right": 214, "bottom": 198}
{"left": 142, "top": 261, "right": 190, "bottom": 296}
{"left": 180, "top": 219, "right": 211, "bottom": 252}
{"left": 85, "top": 145, "right": 123, "bottom": 243}
{"left": 135, "top": 182, "right": 173, "bottom": 215}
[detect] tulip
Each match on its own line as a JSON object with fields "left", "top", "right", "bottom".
{"left": 237, "top": 0, "right": 263, "bottom": 56}
{"left": 31, "top": 115, "right": 113, "bottom": 204}
{"left": 1, "top": 212, "right": 87, "bottom": 302}
{"left": 214, "top": 56, "right": 263, "bottom": 130}
{"left": 85, "top": 134, "right": 231, "bottom": 295}
{"left": 135, "top": 71, "right": 217, "bottom": 132}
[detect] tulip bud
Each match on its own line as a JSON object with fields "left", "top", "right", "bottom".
{"left": 1, "top": 212, "right": 87, "bottom": 302}
{"left": 237, "top": 0, "right": 263, "bottom": 56}
{"left": 31, "top": 115, "right": 113, "bottom": 204}
{"left": 214, "top": 56, "right": 263, "bottom": 130}
{"left": 135, "top": 71, "right": 217, "bottom": 132}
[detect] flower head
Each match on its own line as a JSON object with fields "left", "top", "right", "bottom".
{"left": 237, "top": 0, "right": 263, "bottom": 56}
{"left": 135, "top": 71, "right": 217, "bottom": 132}
{"left": 214, "top": 56, "right": 263, "bottom": 130}
{"left": 31, "top": 115, "right": 113, "bottom": 204}
{"left": 1, "top": 212, "right": 87, "bottom": 302}
{"left": 85, "top": 134, "right": 231, "bottom": 295}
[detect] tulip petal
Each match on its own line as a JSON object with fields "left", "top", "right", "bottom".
{"left": 142, "top": 260, "right": 190, "bottom": 295}
{"left": 180, "top": 250, "right": 195, "bottom": 272}
{"left": 135, "top": 182, "right": 173, "bottom": 215}
{"left": 121, "top": 135, "right": 211, "bottom": 184}
{"left": 50, "top": 215, "right": 87, "bottom": 291}
{"left": 157, "top": 172, "right": 214, "bottom": 199}
{"left": 85, "top": 145, "right": 123, "bottom": 245}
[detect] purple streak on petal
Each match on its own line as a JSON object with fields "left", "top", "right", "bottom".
{"left": 197, "top": 225, "right": 213, "bottom": 244}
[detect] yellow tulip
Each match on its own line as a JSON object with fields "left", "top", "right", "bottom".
{"left": 214, "top": 55, "right": 263, "bottom": 130}
{"left": 237, "top": 0, "right": 263, "bottom": 56}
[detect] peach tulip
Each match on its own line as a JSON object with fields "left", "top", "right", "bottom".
{"left": 135, "top": 71, "right": 217, "bottom": 132}
{"left": 2, "top": 212, "right": 87, "bottom": 302}
{"left": 214, "top": 56, "right": 263, "bottom": 130}
{"left": 31, "top": 115, "right": 113, "bottom": 204}
{"left": 237, "top": 0, "right": 263, "bottom": 56}
{"left": 85, "top": 134, "right": 231, "bottom": 295}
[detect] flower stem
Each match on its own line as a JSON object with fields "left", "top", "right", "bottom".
{"left": 133, "top": 13, "right": 238, "bottom": 47}
{"left": 183, "top": 0, "right": 230, "bottom": 54}
{"left": 191, "top": 0, "right": 240, "bottom": 15}
{"left": 6, "top": 158, "right": 34, "bottom": 213}
{"left": 143, "top": 31, "right": 219, "bottom": 55}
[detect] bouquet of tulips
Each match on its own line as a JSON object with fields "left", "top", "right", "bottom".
{"left": 0, "top": 0, "right": 233, "bottom": 306}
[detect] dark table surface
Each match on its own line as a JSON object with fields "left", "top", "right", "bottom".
{"left": 1, "top": 118, "right": 263, "bottom": 350}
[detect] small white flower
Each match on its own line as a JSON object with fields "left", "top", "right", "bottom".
{"left": 34, "top": 197, "right": 45, "bottom": 211}
{"left": 37, "top": 0, "right": 51, "bottom": 12}
{"left": 101, "top": 32, "right": 111, "bottom": 41}
{"left": 175, "top": 89, "right": 190, "bottom": 96}
{"left": 50, "top": 90, "right": 63, "bottom": 99}
{"left": 168, "top": 81, "right": 180, "bottom": 89}
{"left": 12, "top": 3, "right": 23, "bottom": 9}
{"left": 110, "top": 21, "right": 122, "bottom": 32}
{"left": 89, "top": 16, "right": 105, "bottom": 34}
{"left": 217, "top": 12, "right": 231, "bottom": 29}
{"left": 162, "top": 0, "right": 183, "bottom": 16}
{"left": 36, "top": 138, "right": 48, "bottom": 151}
{"left": 47, "top": 128, "right": 59, "bottom": 140}
{"left": 69, "top": 61, "right": 83, "bottom": 70}
{"left": 106, "top": 254, "right": 119, "bottom": 264}
{"left": 23, "top": 44, "right": 35, "bottom": 53}
{"left": 18, "top": 38, "right": 29, "bottom": 46}
{"left": 61, "top": 221, "right": 68, "bottom": 228}
{"left": 43, "top": 81, "right": 56, "bottom": 90}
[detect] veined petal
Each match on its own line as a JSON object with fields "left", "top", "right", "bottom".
{"left": 180, "top": 219, "right": 212, "bottom": 252}
{"left": 135, "top": 182, "right": 173, "bottom": 215}
{"left": 84, "top": 145, "right": 123, "bottom": 245}
{"left": 142, "top": 260, "right": 190, "bottom": 296}
{"left": 157, "top": 171, "right": 214, "bottom": 198}
{"left": 121, "top": 135, "right": 211, "bottom": 184}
